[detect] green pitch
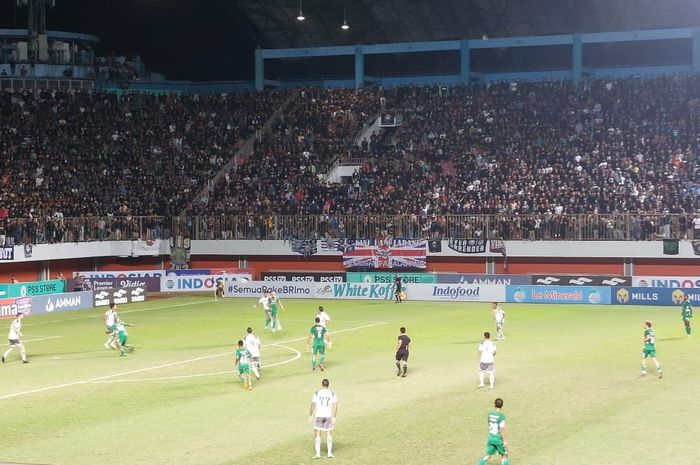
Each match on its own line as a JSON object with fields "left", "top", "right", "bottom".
{"left": 1, "top": 297, "right": 698, "bottom": 465}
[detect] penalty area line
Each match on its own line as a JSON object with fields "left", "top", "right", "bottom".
{"left": 0, "top": 321, "right": 387, "bottom": 400}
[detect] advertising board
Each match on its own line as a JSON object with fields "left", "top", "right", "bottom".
{"left": 6, "top": 279, "right": 66, "bottom": 298}
{"left": 93, "top": 287, "right": 147, "bottom": 307}
{"left": 0, "top": 297, "right": 32, "bottom": 318}
{"left": 165, "top": 268, "right": 254, "bottom": 276}
{"left": 406, "top": 283, "right": 505, "bottom": 302}
{"left": 506, "top": 285, "right": 611, "bottom": 304}
{"left": 436, "top": 274, "right": 531, "bottom": 285}
{"left": 261, "top": 272, "right": 346, "bottom": 283}
{"left": 29, "top": 291, "right": 95, "bottom": 315}
{"left": 75, "top": 269, "right": 165, "bottom": 279}
{"left": 161, "top": 274, "right": 252, "bottom": 293}
{"left": 632, "top": 276, "right": 700, "bottom": 288}
{"left": 67, "top": 277, "right": 161, "bottom": 292}
{"left": 225, "top": 282, "right": 317, "bottom": 298}
{"left": 346, "top": 272, "right": 437, "bottom": 284}
{"left": 531, "top": 275, "right": 631, "bottom": 286}
{"left": 612, "top": 287, "right": 699, "bottom": 306}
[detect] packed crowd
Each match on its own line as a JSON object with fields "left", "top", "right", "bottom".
{"left": 2, "top": 75, "right": 700, "bottom": 243}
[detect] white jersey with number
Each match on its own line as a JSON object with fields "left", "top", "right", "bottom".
{"left": 312, "top": 388, "right": 337, "bottom": 418}
{"left": 245, "top": 333, "right": 261, "bottom": 357}
{"left": 479, "top": 339, "right": 497, "bottom": 364}
{"left": 316, "top": 312, "right": 331, "bottom": 327}
{"left": 105, "top": 309, "right": 117, "bottom": 326}
{"left": 494, "top": 307, "right": 506, "bottom": 324}
{"left": 8, "top": 318, "right": 21, "bottom": 340}
{"left": 258, "top": 297, "right": 270, "bottom": 310}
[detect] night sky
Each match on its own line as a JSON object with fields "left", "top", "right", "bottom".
{"left": 0, "top": 0, "right": 256, "bottom": 81}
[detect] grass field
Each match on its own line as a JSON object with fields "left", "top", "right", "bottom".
{"left": 0, "top": 296, "right": 698, "bottom": 465}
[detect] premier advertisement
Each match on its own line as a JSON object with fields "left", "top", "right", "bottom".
{"left": 68, "top": 277, "right": 161, "bottom": 293}
{"left": 162, "top": 274, "right": 252, "bottom": 293}
{"left": 506, "top": 285, "right": 612, "bottom": 304}
{"left": 612, "top": 287, "right": 699, "bottom": 306}
{"left": 261, "top": 271, "right": 346, "bottom": 283}
{"left": 632, "top": 276, "right": 700, "bottom": 288}
{"left": 531, "top": 275, "right": 631, "bottom": 286}
{"left": 93, "top": 287, "right": 147, "bottom": 307}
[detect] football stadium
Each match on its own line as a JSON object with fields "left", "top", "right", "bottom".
{"left": 1, "top": 1, "right": 700, "bottom": 464}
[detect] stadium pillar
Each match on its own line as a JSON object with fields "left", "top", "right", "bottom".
{"left": 460, "top": 39, "right": 470, "bottom": 85}
{"left": 693, "top": 28, "right": 700, "bottom": 74}
{"left": 355, "top": 45, "right": 364, "bottom": 90}
{"left": 572, "top": 33, "right": 583, "bottom": 87}
{"left": 255, "top": 48, "right": 264, "bottom": 91}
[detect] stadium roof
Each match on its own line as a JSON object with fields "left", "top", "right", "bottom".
{"left": 229, "top": 0, "right": 700, "bottom": 49}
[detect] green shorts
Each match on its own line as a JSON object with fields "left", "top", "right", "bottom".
{"left": 238, "top": 364, "right": 250, "bottom": 375}
{"left": 110, "top": 324, "right": 117, "bottom": 333}
{"left": 312, "top": 343, "right": 325, "bottom": 355}
{"left": 118, "top": 333, "right": 128, "bottom": 345}
{"left": 271, "top": 308, "right": 278, "bottom": 318}
{"left": 486, "top": 440, "right": 507, "bottom": 456}
{"left": 642, "top": 347, "right": 656, "bottom": 358}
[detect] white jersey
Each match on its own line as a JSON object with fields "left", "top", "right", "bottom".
{"left": 316, "top": 312, "right": 331, "bottom": 327}
{"left": 312, "top": 388, "right": 337, "bottom": 418}
{"left": 494, "top": 307, "right": 506, "bottom": 324}
{"left": 105, "top": 309, "right": 117, "bottom": 326}
{"left": 258, "top": 296, "right": 270, "bottom": 310}
{"left": 8, "top": 318, "right": 21, "bottom": 340}
{"left": 244, "top": 333, "right": 261, "bottom": 357}
{"left": 479, "top": 339, "right": 497, "bottom": 364}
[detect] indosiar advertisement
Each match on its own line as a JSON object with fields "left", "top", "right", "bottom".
{"left": 506, "top": 285, "right": 611, "bottom": 305}
{"left": 612, "top": 287, "right": 698, "bottom": 306}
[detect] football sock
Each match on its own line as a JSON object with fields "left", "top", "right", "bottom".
{"left": 327, "top": 435, "right": 333, "bottom": 455}
{"left": 3, "top": 347, "right": 12, "bottom": 359}
{"left": 502, "top": 458, "right": 509, "bottom": 465}
{"left": 402, "top": 363, "right": 407, "bottom": 375}
{"left": 252, "top": 364, "right": 260, "bottom": 379}
{"left": 272, "top": 320, "right": 276, "bottom": 330}
{"left": 479, "top": 371, "right": 485, "bottom": 385}
{"left": 654, "top": 361, "right": 661, "bottom": 372}
{"left": 312, "top": 356, "right": 317, "bottom": 370}
{"left": 478, "top": 457, "right": 488, "bottom": 465}
{"left": 489, "top": 373, "right": 495, "bottom": 388}
{"left": 641, "top": 364, "right": 647, "bottom": 373}
{"left": 687, "top": 326, "right": 692, "bottom": 335}
{"left": 320, "top": 355, "right": 325, "bottom": 366}
{"left": 19, "top": 345, "right": 26, "bottom": 361}
{"left": 315, "top": 437, "right": 321, "bottom": 456}
{"left": 265, "top": 318, "right": 270, "bottom": 328}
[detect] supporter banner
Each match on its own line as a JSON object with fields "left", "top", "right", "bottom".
{"left": 447, "top": 238, "right": 487, "bottom": 254}
{"left": 342, "top": 239, "right": 427, "bottom": 269}
{"left": 226, "top": 282, "right": 317, "bottom": 298}
{"left": 291, "top": 239, "right": 318, "bottom": 256}
{"left": 0, "top": 297, "right": 32, "bottom": 318}
{"left": 75, "top": 269, "right": 165, "bottom": 279}
{"left": 131, "top": 239, "right": 162, "bottom": 257}
{"left": 261, "top": 272, "right": 346, "bottom": 283}
{"left": 93, "top": 287, "right": 148, "bottom": 307}
{"left": 437, "top": 274, "right": 531, "bottom": 285}
{"left": 6, "top": 279, "right": 66, "bottom": 298}
{"left": 612, "top": 287, "right": 699, "bottom": 306}
{"left": 316, "top": 282, "right": 397, "bottom": 300}
{"left": 29, "top": 291, "right": 94, "bottom": 315}
{"left": 346, "top": 272, "right": 437, "bottom": 284}
{"left": 67, "top": 277, "right": 161, "bottom": 293}
{"left": 632, "top": 276, "right": 700, "bottom": 288}
{"left": 531, "top": 275, "right": 631, "bottom": 286}
{"left": 506, "top": 285, "right": 611, "bottom": 304}
{"left": 692, "top": 240, "right": 700, "bottom": 256}
{"left": 0, "top": 246, "right": 14, "bottom": 261}
{"left": 165, "top": 268, "right": 254, "bottom": 276}
{"left": 408, "top": 283, "right": 505, "bottom": 302}
{"left": 162, "top": 274, "right": 252, "bottom": 293}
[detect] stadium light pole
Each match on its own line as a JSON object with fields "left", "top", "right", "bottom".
{"left": 341, "top": 7, "right": 349, "bottom": 30}
{"left": 297, "top": 0, "right": 305, "bottom": 21}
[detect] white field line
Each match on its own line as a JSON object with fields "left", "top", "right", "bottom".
{"left": 0, "top": 322, "right": 387, "bottom": 400}
{"left": 20, "top": 336, "right": 63, "bottom": 344}
{"left": 84, "top": 344, "right": 302, "bottom": 384}
{"left": 24, "top": 299, "right": 213, "bottom": 327}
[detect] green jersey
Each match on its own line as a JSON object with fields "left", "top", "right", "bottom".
{"left": 269, "top": 295, "right": 280, "bottom": 310}
{"left": 682, "top": 301, "right": 693, "bottom": 319}
{"left": 236, "top": 348, "right": 251, "bottom": 366}
{"left": 116, "top": 322, "right": 128, "bottom": 337}
{"left": 310, "top": 324, "right": 327, "bottom": 345}
{"left": 644, "top": 328, "right": 656, "bottom": 350}
{"left": 487, "top": 410, "right": 506, "bottom": 442}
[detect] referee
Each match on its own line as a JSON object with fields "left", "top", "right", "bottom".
{"left": 395, "top": 327, "right": 411, "bottom": 377}
{"left": 394, "top": 274, "right": 403, "bottom": 303}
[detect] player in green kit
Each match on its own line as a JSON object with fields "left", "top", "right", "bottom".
{"left": 235, "top": 339, "right": 253, "bottom": 391}
{"left": 269, "top": 291, "right": 285, "bottom": 332}
{"left": 307, "top": 317, "right": 330, "bottom": 371}
{"left": 115, "top": 320, "right": 134, "bottom": 356}
{"left": 681, "top": 295, "right": 693, "bottom": 336}
{"left": 477, "top": 398, "right": 509, "bottom": 465}
{"left": 641, "top": 320, "right": 662, "bottom": 378}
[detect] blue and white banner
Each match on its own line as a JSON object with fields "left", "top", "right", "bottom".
{"left": 632, "top": 276, "right": 700, "bottom": 288}
{"left": 226, "top": 282, "right": 316, "bottom": 298}
{"left": 506, "top": 285, "right": 611, "bottom": 305}
{"left": 437, "top": 274, "right": 531, "bottom": 285}
{"left": 30, "top": 291, "right": 95, "bottom": 315}
{"left": 612, "top": 287, "right": 698, "bottom": 306}
{"left": 408, "top": 283, "right": 505, "bottom": 302}
{"left": 163, "top": 274, "right": 252, "bottom": 293}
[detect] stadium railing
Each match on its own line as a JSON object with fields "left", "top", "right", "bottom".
{"left": 1, "top": 213, "right": 689, "bottom": 245}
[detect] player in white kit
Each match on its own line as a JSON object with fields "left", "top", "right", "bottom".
{"left": 103, "top": 302, "right": 119, "bottom": 349}
{"left": 478, "top": 332, "right": 497, "bottom": 389}
{"left": 244, "top": 327, "right": 262, "bottom": 379}
{"left": 2, "top": 312, "right": 28, "bottom": 364}
{"left": 309, "top": 378, "right": 338, "bottom": 459}
{"left": 492, "top": 302, "right": 506, "bottom": 341}
{"left": 316, "top": 306, "right": 331, "bottom": 328}
{"left": 252, "top": 291, "right": 272, "bottom": 330}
